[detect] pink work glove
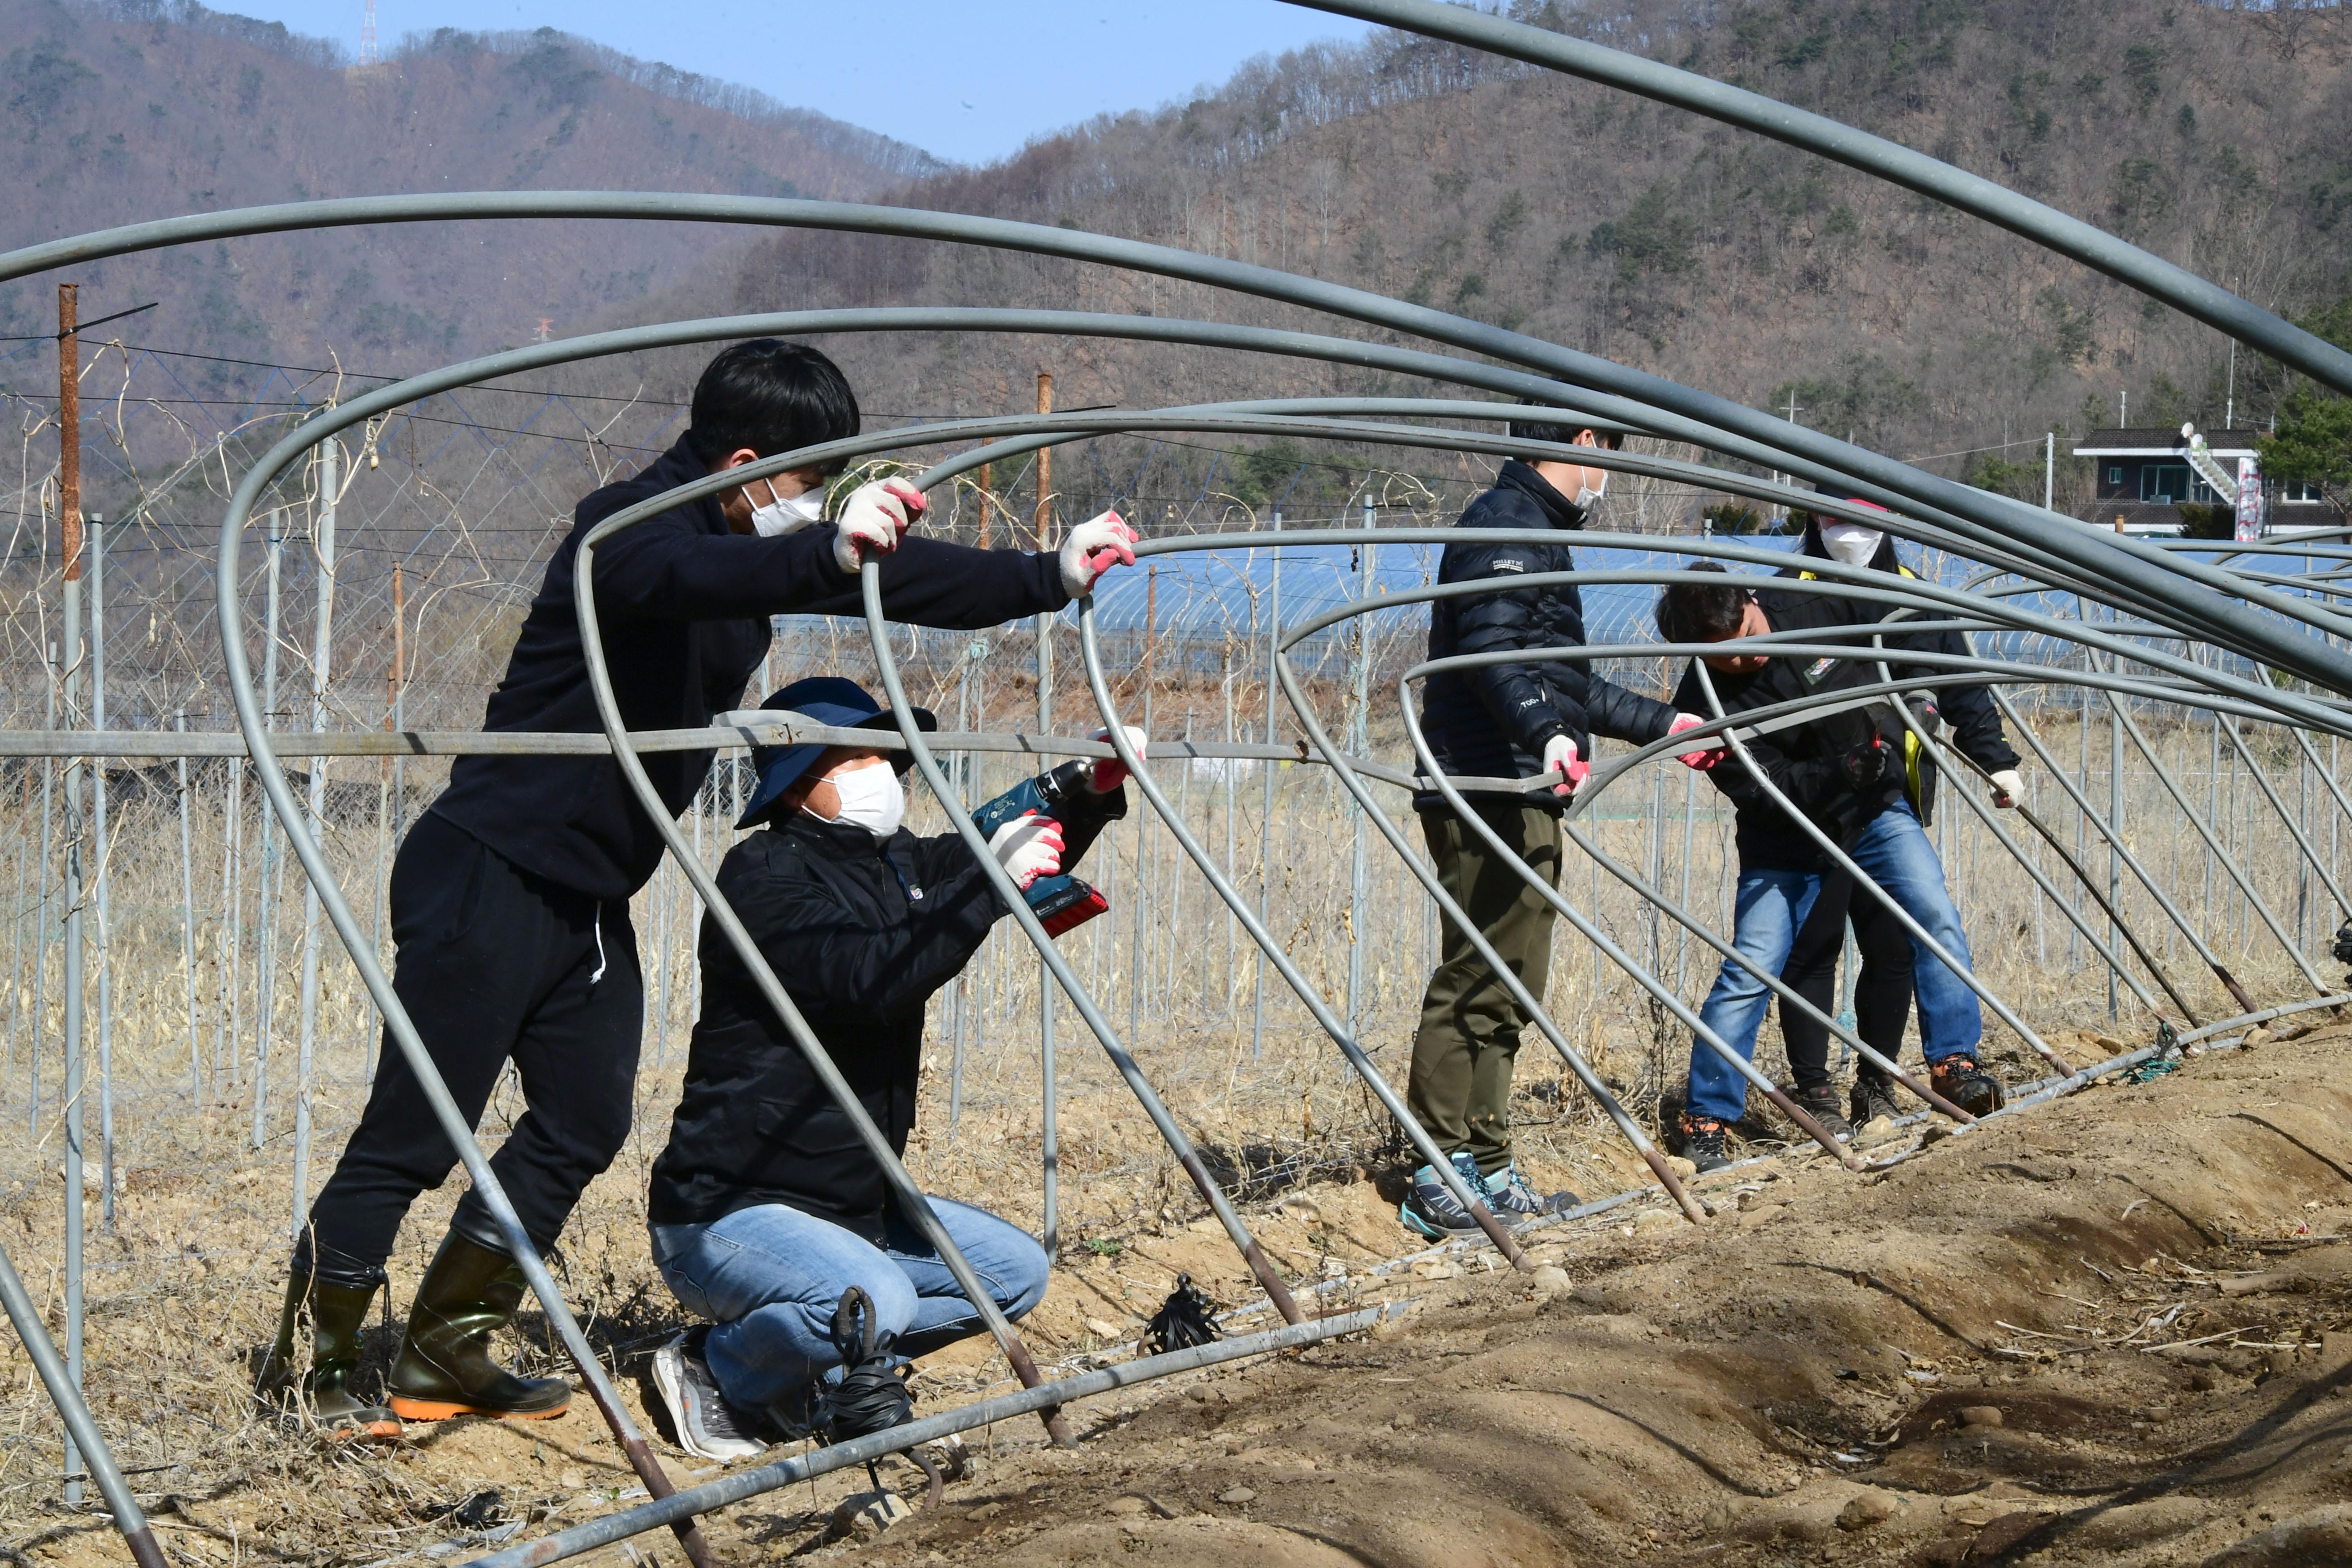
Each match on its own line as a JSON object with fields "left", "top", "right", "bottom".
{"left": 1085, "top": 725, "right": 1149, "bottom": 793}
{"left": 1541, "top": 733, "right": 1587, "bottom": 798}
{"left": 1669, "top": 712, "right": 1722, "bottom": 770}
{"left": 833, "top": 478, "right": 926, "bottom": 574}
{"left": 988, "top": 812, "right": 1064, "bottom": 890}
{"left": 1059, "top": 510, "right": 1139, "bottom": 596}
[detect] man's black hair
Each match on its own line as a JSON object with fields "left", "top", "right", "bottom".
{"left": 1507, "top": 397, "right": 1625, "bottom": 452}
{"left": 1656, "top": 561, "right": 1751, "bottom": 646}
{"left": 685, "top": 339, "right": 861, "bottom": 473}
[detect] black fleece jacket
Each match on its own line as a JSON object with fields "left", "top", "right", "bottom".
{"left": 1671, "top": 538, "right": 2019, "bottom": 871}
{"left": 1418, "top": 461, "right": 1676, "bottom": 809}
{"left": 645, "top": 779, "right": 1123, "bottom": 1240}
{"left": 430, "top": 438, "right": 1070, "bottom": 900}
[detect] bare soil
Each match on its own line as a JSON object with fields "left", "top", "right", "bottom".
{"left": 836, "top": 1022, "right": 2352, "bottom": 1568}
{"left": 10, "top": 1019, "right": 2352, "bottom": 1567}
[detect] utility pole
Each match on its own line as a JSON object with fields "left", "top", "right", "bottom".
{"left": 1775, "top": 393, "right": 1803, "bottom": 525}
{"left": 1032, "top": 368, "right": 1058, "bottom": 1260}
{"left": 977, "top": 461, "right": 993, "bottom": 550}
{"left": 2045, "top": 431, "right": 2055, "bottom": 513}
{"left": 55, "top": 281, "right": 86, "bottom": 1506}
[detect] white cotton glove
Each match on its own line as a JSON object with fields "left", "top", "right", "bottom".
{"left": 988, "top": 811, "right": 1065, "bottom": 890}
{"left": 1059, "top": 509, "right": 1139, "bottom": 597}
{"left": 1988, "top": 768, "right": 2025, "bottom": 809}
{"left": 1085, "top": 725, "right": 1149, "bottom": 793}
{"left": 1668, "top": 712, "right": 1722, "bottom": 770}
{"left": 1541, "top": 733, "right": 1586, "bottom": 798}
{"left": 833, "top": 478, "right": 926, "bottom": 574}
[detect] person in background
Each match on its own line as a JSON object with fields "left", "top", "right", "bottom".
{"left": 1769, "top": 493, "right": 2023, "bottom": 1138}
{"left": 1656, "top": 557, "right": 2017, "bottom": 1175}
{"left": 1400, "top": 408, "right": 1711, "bottom": 1238}
{"left": 264, "top": 340, "right": 1137, "bottom": 1438}
{"left": 644, "top": 678, "right": 1134, "bottom": 1459}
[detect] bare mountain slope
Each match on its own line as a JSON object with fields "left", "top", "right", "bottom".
{"left": 0, "top": 0, "right": 940, "bottom": 371}
{"left": 673, "top": 0, "right": 2352, "bottom": 513}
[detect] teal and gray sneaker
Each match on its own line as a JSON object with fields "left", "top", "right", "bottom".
{"left": 1399, "top": 1152, "right": 1489, "bottom": 1240}
{"left": 1485, "top": 1161, "right": 1580, "bottom": 1218}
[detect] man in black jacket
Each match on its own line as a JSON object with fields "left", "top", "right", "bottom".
{"left": 643, "top": 677, "right": 1125, "bottom": 1460}
{"left": 1401, "top": 412, "right": 1707, "bottom": 1238}
{"left": 1657, "top": 550, "right": 2020, "bottom": 1173}
{"left": 1769, "top": 496, "right": 2023, "bottom": 1137}
{"left": 267, "top": 340, "right": 1137, "bottom": 1436}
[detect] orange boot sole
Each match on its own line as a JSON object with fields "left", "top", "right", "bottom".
{"left": 387, "top": 1394, "right": 570, "bottom": 1422}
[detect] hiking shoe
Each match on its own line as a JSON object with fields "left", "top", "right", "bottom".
{"left": 1929, "top": 1055, "right": 2006, "bottom": 1117}
{"left": 1485, "top": 1162, "right": 1580, "bottom": 1217}
{"left": 1678, "top": 1113, "right": 1732, "bottom": 1175}
{"left": 1850, "top": 1072, "right": 1903, "bottom": 1129}
{"left": 1399, "top": 1152, "right": 1487, "bottom": 1240}
{"left": 1790, "top": 1084, "right": 1853, "bottom": 1143}
{"left": 652, "top": 1329, "right": 768, "bottom": 1462}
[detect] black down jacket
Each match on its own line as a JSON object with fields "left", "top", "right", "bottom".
{"left": 645, "top": 775, "right": 1122, "bottom": 1242}
{"left": 430, "top": 436, "right": 1070, "bottom": 901}
{"left": 1670, "top": 542, "right": 2020, "bottom": 871}
{"left": 1418, "top": 460, "right": 1677, "bottom": 808}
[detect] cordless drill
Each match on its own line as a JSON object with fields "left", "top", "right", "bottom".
{"left": 970, "top": 760, "right": 1111, "bottom": 938}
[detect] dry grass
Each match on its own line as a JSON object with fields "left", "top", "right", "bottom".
{"left": 0, "top": 693, "right": 2334, "bottom": 1563}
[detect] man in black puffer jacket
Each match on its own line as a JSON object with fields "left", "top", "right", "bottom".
{"left": 1401, "top": 412, "right": 1706, "bottom": 1240}
{"left": 644, "top": 677, "right": 1127, "bottom": 1460}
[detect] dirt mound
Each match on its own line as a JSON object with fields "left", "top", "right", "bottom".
{"left": 800, "top": 1024, "right": 2352, "bottom": 1568}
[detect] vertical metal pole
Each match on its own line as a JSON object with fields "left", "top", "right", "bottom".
{"left": 1254, "top": 512, "right": 1281, "bottom": 1059}
{"left": 2044, "top": 431, "right": 2054, "bottom": 512}
{"left": 177, "top": 710, "right": 199, "bottom": 1097}
{"left": 294, "top": 435, "right": 336, "bottom": 1233}
{"left": 1034, "top": 370, "right": 1058, "bottom": 1258}
{"left": 88, "top": 517, "right": 114, "bottom": 1232}
{"left": 55, "top": 278, "right": 84, "bottom": 1505}
{"left": 2109, "top": 683, "right": 2123, "bottom": 1021}
{"left": 253, "top": 520, "right": 284, "bottom": 1146}
{"left": 220, "top": 760, "right": 243, "bottom": 1091}
{"left": 29, "top": 648, "right": 53, "bottom": 1136}
{"left": 1222, "top": 652, "right": 1237, "bottom": 1013}
{"left": 6, "top": 760, "right": 27, "bottom": 1089}
{"left": 1348, "top": 495, "right": 1372, "bottom": 1037}
{"left": 1131, "top": 566, "right": 1157, "bottom": 1041}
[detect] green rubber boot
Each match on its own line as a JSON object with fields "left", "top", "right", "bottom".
{"left": 261, "top": 1271, "right": 401, "bottom": 1439}
{"left": 386, "top": 1230, "right": 571, "bottom": 1422}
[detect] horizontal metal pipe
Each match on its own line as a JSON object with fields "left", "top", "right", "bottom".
{"left": 460, "top": 1300, "right": 1398, "bottom": 1568}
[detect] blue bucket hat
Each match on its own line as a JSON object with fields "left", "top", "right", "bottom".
{"left": 736, "top": 676, "right": 936, "bottom": 830}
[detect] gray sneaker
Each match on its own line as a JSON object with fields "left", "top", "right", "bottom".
{"left": 652, "top": 1331, "right": 768, "bottom": 1462}
{"left": 1399, "top": 1152, "right": 1488, "bottom": 1240}
{"left": 1484, "top": 1162, "right": 1579, "bottom": 1217}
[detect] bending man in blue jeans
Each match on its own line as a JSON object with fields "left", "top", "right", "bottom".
{"left": 1656, "top": 563, "right": 2017, "bottom": 1173}
{"left": 643, "top": 676, "right": 1131, "bottom": 1459}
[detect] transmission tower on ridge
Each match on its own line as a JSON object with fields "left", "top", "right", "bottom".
{"left": 359, "top": 0, "right": 378, "bottom": 67}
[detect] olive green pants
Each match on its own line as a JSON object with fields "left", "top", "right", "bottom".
{"left": 1406, "top": 800, "right": 1563, "bottom": 1177}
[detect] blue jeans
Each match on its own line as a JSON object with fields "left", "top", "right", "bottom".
{"left": 650, "top": 1198, "right": 1049, "bottom": 1413}
{"left": 1687, "top": 802, "right": 1981, "bottom": 1124}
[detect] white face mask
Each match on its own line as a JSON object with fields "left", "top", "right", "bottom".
{"left": 1821, "top": 520, "right": 1885, "bottom": 566}
{"left": 805, "top": 762, "right": 905, "bottom": 839}
{"left": 750, "top": 480, "right": 826, "bottom": 538}
{"left": 1574, "top": 467, "right": 1607, "bottom": 511}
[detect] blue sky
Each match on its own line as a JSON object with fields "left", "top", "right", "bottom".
{"left": 229, "top": 1, "right": 1375, "bottom": 166}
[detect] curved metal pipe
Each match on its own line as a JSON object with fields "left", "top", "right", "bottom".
{"left": 1067, "top": 596, "right": 1539, "bottom": 1261}
{"left": 855, "top": 565, "right": 1307, "bottom": 1325}
{"left": 13, "top": 193, "right": 2352, "bottom": 679}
